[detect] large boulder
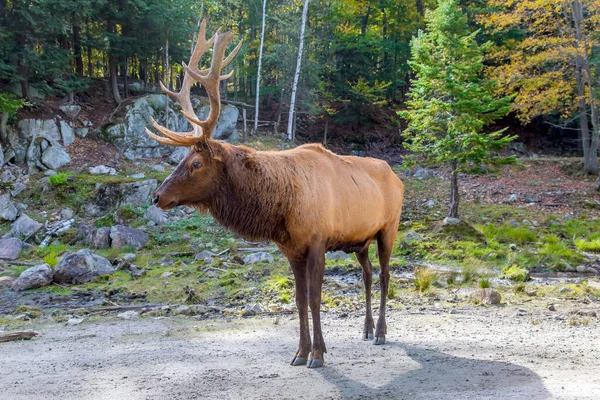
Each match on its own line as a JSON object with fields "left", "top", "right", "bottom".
{"left": 0, "top": 194, "right": 18, "bottom": 221}
{"left": 120, "top": 179, "right": 158, "bottom": 206}
{"left": 110, "top": 225, "right": 149, "bottom": 249}
{"left": 104, "top": 94, "right": 239, "bottom": 159}
{"left": 83, "top": 179, "right": 158, "bottom": 217}
{"left": 53, "top": 249, "right": 115, "bottom": 284}
{"left": 59, "top": 105, "right": 81, "bottom": 118}
{"left": 11, "top": 264, "right": 53, "bottom": 291}
{"left": 41, "top": 140, "right": 71, "bottom": 169}
{"left": 0, "top": 238, "right": 23, "bottom": 260}
{"left": 3, "top": 214, "right": 43, "bottom": 239}
{"left": 7, "top": 119, "right": 60, "bottom": 163}
{"left": 59, "top": 120, "right": 75, "bottom": 146}
{"left": 145, "top": 205, "right": 168, "bottom": 225}
{"left": 76, "top": 226, "right": 111, "bottom": 249}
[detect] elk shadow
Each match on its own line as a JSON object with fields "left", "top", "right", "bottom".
{"left": 316, "top": 342, "right": 551, "bottom": 399}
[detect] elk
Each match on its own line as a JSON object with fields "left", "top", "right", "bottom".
{"left": 147, "top": 21, "right": 404, "bottom": 369}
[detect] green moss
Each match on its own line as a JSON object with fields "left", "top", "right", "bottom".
{"left": 49, "top": 173, "right": 69, "bottom": 186}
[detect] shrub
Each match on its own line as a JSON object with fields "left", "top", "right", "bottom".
{"left": 479, "top": 278, "right": 491, "bottom": 289}
{"left": 503, "top": 265, "right": 530, "bottom": 282}
{"left": 49, "top": 173, "right": 69, "bottom": 186}
{"left": 413, "top": 266, "right": 438, "bottom": 292}
{"left": 43, "top": 252, "right": 60, "bottom": 267}
{"left": 575, "top": 239, "right": 600, "bottom": 253}
{"left": 461, "top": 263, "right": 478, "bottom": 284}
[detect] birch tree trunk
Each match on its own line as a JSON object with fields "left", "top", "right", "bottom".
{"left": 254, "top": 0, "right": 267, "bottom": 133}
{"left": 164, "top": 31, "right": 169, "bottom": 130}
{"left": 286, "top": 0, "right": 310, "bottom": 141}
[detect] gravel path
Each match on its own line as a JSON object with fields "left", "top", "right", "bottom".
{"left": 2, "top": 306, "right": 599, "bottom": 399}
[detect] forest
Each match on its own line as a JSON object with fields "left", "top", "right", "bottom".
{"left": 1, "top": 0, "right": 599, "bottom": 174}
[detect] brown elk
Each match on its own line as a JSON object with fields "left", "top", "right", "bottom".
{"left": 147, "top": 21, "right": 404, "bottom": 369}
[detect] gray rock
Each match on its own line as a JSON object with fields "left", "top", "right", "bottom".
{"left": 0, "top": 169, "right": 15, "bottom": 183}
{"left": 59, "top": 105, "right": 81, "bottom": 118}
{"left": 576, "top": 265, "right": 588, "bottom": 273}
{"left": 326, "top": 251, "right": 350, "bottom": 261}
{"left": 509, "top": 142, "right": 527, "bottom": 153}
{"left": 44, "top": 169, "right": 57, "bottom": 176}
{"left": 169, "top": 147, "right": 188, "bottom": 164}
{"left": 145, "top": 205, "right": 168, "bottom": 225}
{"left": 404, "top": 232, "right": 422, "bottom": 244}
{"left": 0, "top": 276, "right": 15, "bottom": 288}
{"left": 88, "top": 165, "right": 117, "bottom": 175}
{"left": 11, "top": 264, "right": 53, "bottom": 291}
{"left": 92, "top": 227, "right": 111, "bottom": 249}
{"left": 60, "top": 120, "right": 75, "bottom": 146}
{"left": 117, "top": 311, "right": 139, "bottom": 320}
{"left": 151, "top": 164, "right": 165, "bottom": 172}
{"left": 120, "top": 179, "right": 158, "bottom": 206}
{"left": 173, "top": 305, "right": 192, "bottom": 316}
{"left": 525, "top": 195, "right": 540, "bottom": 203}
{"left": 41, "top": 144, "right": 71, "bottom": 170}
{"left": 189, "top": 304, "right": 208, "bottom": 314}
{"left": 243, "top": 252, "right": 275, "bottom": 265}
{"left": 130, "top": 173, "right": 145, "bottom": 179}
{"left": 508, "top": 194, "right": 518, "bottom": 202}
{"left": 53, "top": 249, "right": 115, "bottom": 284}
{"left": 4, "top": 214, "right": 43, "bottom": 239}
{"left": 0, "top": 238, "right": 23, "bottom": 260}
{"left": 443, "top": 217, "right": 461, "bottom": 225}
{"left": 242, "top": 303, "right": 262, "bottom": 316}
{"left": 508, "top": 219, "right": 520, "bottom": 227}
{"left": 211, "top": 104, "right": 239, "bottom": 140}
{"left": 67, "top": 318, "right": 85, "bottom": 326}
{"left": 0, "top": 142, "right": 3, "bottom": 168}
{"left": 413, "top": 167, "right": 434, "bottom": 180}
{"left": 195, "top": 250, "right": 216, "bottom": 261}
{"left": 424, "top": 200, "right": 435, "bottom": 209}
{"left": 470, "top": 289, "right": 502, "bottom": 305}
{"left": 75, "top": 128, "right": 89, "bottom": 138}
{"left": 10, "top": 182, "right": 26, "bottom": 197}
{"left": 110, "top": 225, "right": 149, "bottom": 249}
{"left": 0, "top": 194, "right": 18, "bottom": 221}
{"left": 60, "top": 208, "right": 74, "bottom": 220}
{"left": 122, "top": 253, "right": 137, "bottom": 263}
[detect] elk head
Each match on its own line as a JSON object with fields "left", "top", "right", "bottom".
{"left": 146, "top": 20, "right": 242, "bottom": 210}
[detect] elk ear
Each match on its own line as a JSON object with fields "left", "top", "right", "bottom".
{"left": 194, "top": 140, "right": 225, "bottom": 162}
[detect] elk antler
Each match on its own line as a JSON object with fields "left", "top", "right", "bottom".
{"left": 145, "top": 20, "right": 242, "bottom": 146}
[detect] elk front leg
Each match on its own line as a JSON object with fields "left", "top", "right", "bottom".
{"left": 289, "top": 259, "right": 311, "bottom": 366}
{"left": 307, "top": 245, "right": 326, "bottom": 368}
{"left": 356, "top": 246, "right": 374, "bottom": 340}
{"left": 374, "top": 227, "right": 396, "bottom": 345}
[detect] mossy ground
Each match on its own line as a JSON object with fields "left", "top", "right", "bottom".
{"left": 1, "top": 148, "right": 600, "bottom": 322}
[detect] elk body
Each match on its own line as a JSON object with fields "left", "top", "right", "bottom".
{"left": 148, "top": 21, "right": 404, "bottom": 369}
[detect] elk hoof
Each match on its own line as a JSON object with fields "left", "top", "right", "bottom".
{"left": 373, "top": 335, "right": 386, "bottom": 345}
{"left": 291, "top": 355, "right": 307, "bottom": 366}
{"left": 307, "top": 357, "right": 324, "bottom": 369}
{"left": 363, "top": 333, "right": 374, "bottom": 340}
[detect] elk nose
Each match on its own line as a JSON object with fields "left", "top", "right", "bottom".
{"left": 153, "top": 194, "right": 160, "bottom": 205}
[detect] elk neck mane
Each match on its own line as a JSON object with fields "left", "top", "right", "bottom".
{"left": 205, "top": 142, "right": 298, "bottom": 243}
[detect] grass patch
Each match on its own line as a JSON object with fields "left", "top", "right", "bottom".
{"left": 413, "top": 266, "right": 438, "bottom": 292}
{"left": 503, "top": 265, "right": 530, "bottom": 282}
{"left": 479, "top": 278, "right": 491, "bottom": 289}
{"left": 43, "top": 251, "right": 60, "bottom": 267}
{"left": 575, "top": 239, "right": 600, "bottom": 253}
{"left": 49, "top": 172, "right": 69, "bottom": 186}
{"left": 482, "top": 223, "right": 537, "bottom": 244}
{"left": 461, "top": 263, "right": 479, "bottom": 284}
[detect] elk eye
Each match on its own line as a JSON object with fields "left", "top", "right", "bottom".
{"left": 193, "top": 160, "right": 201, "bottom": 169}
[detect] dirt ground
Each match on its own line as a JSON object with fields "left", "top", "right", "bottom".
{"left": 2, "top": 304, "right": 599, "bottom": 400}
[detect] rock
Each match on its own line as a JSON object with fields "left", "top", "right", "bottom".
{"left": 508, "top": 194, "right": 518, "bottom": 202}
{"left": 509, "top": 243, "right": 517, "bottom": 251}
{"left": 242, "top": 303, "right": 262, "bottom": 316}
{"left": 189, "top": 304, "right": 208, "bottom": 314}
{"left": 41, "top": 143, "right": 71, "bottom": 170}
{"left": 403, "top": 231, "right": 422, "bottom": 244}
{"left": 595, "top": 177, "right": 600, "bottom": 192}
{"left": 548, "top": 304, "right": 556, "bottom": 312}
{"left": 470, "top": 289, "right": 502, "bottom": 305}
{"left": 10, "top": 182, "right": 26, "bottom": 197}
{"left": 508, "top": 219, "right": 520, "bottom": 227}
{"left": 130, "top": 173, "right": 145, "bottom": 179}
{"left": 59, "top": 105, "right": 81, "bottom": 118}
{"left": 173, "top": 305, "right": 192, "bottom": 316}
{"left": 145, "top": 206, "right": 168, "bottom": 225}
{"left": 525, "top": 195, "right": 540, "bottom": 203}
{"left": 60, "top": 208, "right": 74, "bottom": 220}
{"left": 443, "top": 217, "right": 461, "bottom": 225}
{"left": 161, "top": 271, "right": 174, "bottom": 278}
{"left": 117, "top": 311, "right": 139, "bottom": 320}
{"left": 0, "top": 238, "right": 23, "bottom": 260}
{"left": 110, "top": 225, "right": 149, "bottom": 249}
{"left": 169, "top": 147, "right": 188, "bottom": 164}
{"left": 0, "top": 169, "right": 16, "bottom": 183}
{"left": 509, "top": 142, "right": 527, "bottom": 153}
{"left": 195, "top": 250, "right": 216, "bottom": 261}
{"left": 75, "top": 128, "right": 89, "bottom": 138}
{"left": 326, "top": 251, "right": 350, "bottom": 261}
{"left": 92, "top": 227, "right": 111, "bottom": 249}
{"left": 424, "top": 200, "right": 435, "bottom": 209}
{"left": 53, "top": 249, "right": 115, "bottom": 284}
{"left": 88, "top": 165, "right": 117, "bottom": 175}
{"left": 211, "top": 104, "right": 239, "bottom": 140}
{"left": 576, "top": 265, "right": 588, "bottom": 273}
{"left": 0, "top": 276, "right": 16, "bottom": 288}
{"left": 11, "top": 264, "right": 53, "bottom": 291}
{"left": 0, "top": 142, "right": 3, "bottom": 168}
{"left": 151, "top": 164, "right": 165, "bottom": 172}
{"left": 120, "top": 179, "right": 158, "bottom": 206}
{"left": 67, "top": 318, "right": 85, "bottom": 326}
{"left": 243, "top": 252, "right": 275, "bottom": 265}
{"left": 412, "top": 167, "right": 434, "bottom": 180}
{"left": 4, "top": 214, "right": 43, "bottom": 239}
{"left": 0, "top": 194, "right": 18, "bottom": 221}
{"left": 59, "top": 120, "right": 75, "bottom": 146}
{"left": 122, "top": 253, "right": 137, "bottom": 263}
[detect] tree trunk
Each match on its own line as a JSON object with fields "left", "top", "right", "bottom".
{"left": 254, "top": 0, "right": 267, "bottom": 133}
{"left": 107, "top": 19, "right": 121, "bottom": 104}
{"left": 449, "top": 160, "right": 460, "bottom": 219}
{"left": 73, "top": 23, "right": 84, "bottom": 76}
{"left": 361, "top": 3, "right": 371, "bottom": 36}
{"left": 287, "top": 0, "right": 310, "bottom": 141}
{"left": 164, "top": 32, "right": 169, "bottom": 129}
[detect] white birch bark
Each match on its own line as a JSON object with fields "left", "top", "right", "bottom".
{"left": 254, "top": 0, "right": 267, "bottom": 133}
{"left": 287, "top": 0, "right": 310, "bottom": 141}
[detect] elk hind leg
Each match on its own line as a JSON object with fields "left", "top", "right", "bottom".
{"left": 374, "top": 225, "right": 397, "bottom": 345}
{"left": 356, "top": 245, "right": 374, "bottom": 340}
{"left": 290, "top": 259, "right": 311, "bottom": 366}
